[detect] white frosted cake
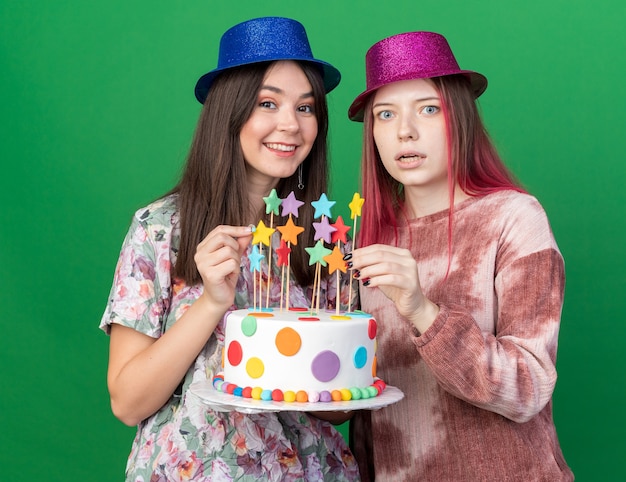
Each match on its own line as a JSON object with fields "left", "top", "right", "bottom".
{"left": 214, "top": 307, "right": 386, "bottom": 403}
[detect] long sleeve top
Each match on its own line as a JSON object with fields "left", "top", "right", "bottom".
{"left": 350, "top": 190, "right": 574, "bottom": 481}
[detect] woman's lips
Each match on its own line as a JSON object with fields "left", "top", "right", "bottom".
{"left": 395, "top": 152, "right": 426, "bottom": 167}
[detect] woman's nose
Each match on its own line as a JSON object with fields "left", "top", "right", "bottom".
{"left": 398, "top": 115, "right": 418, "bottom": 141}
{"left": 277, "top": 108, "right": 299, "bottom": 133}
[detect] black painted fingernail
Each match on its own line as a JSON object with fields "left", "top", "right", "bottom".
{"left": 362, "top": 278, "right": 370, "bottom": 287}
{"left": 343, "top": 253, "right": 352, "bottom": 261}
{"left": 346, "top": 261, "right": 353, "bottom": 269}
{"left": 353, "top": 270, "right": 360, "bottom": 279}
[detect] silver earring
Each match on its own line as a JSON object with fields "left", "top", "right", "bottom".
{"left": 297, "top": 164, "right": 304, "bottom": 190}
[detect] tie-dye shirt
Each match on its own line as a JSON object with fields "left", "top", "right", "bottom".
{"left": 350, "top": 190, "right": 574, "bottom": 482}
{"left": 100, "top": 194, "right": 360, "bottom": 482}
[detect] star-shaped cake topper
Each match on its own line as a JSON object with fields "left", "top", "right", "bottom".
{"left": 276, "top": 216, "right": 305, "bottom": 245}
{"left": 281, "top": 191, "right": 305, "bottom": 218}
{"left": 324, "top": 246, "right": 348, "bottom": 274}
{"left": 263, "top": 188, "right": 282, "bottom": 215}
{"left": 248, "top": 245, "right": 264, "bottom": 272}
{"left": 330, "top": 215, "right": 351, "bottom": 244}
{"left": 311, "top": 193, "right": 336, "bottom": 219}
{"left": 252, "top": 220, "right": 275, "bottom": 246}
{"left": 305, "top": 240, "right": 333, "bottom": 267}
{"left": 276, "top": 239, "right": 291, "bottom": 267}
{"left": 313, "top": 216, "right": 337, "bottom": 244}
{"left": 349, "top": 192, "right": 365, "bottom": 219}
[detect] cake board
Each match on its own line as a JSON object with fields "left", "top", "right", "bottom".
{"left": 189, "top": 380, "right": 404, "bottom": 414}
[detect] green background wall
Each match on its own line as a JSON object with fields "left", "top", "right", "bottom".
{"left": 1, "top": 1, "right": 624, "bottom": 480}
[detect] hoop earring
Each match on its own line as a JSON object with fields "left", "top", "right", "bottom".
{"left": 297, "top": 163, "right": 304, "bottom": 190}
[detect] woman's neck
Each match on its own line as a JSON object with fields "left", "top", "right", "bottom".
{"left": 245, "top": 174, "right": 280, "bottom": 225}
{"left": 404, "top": 184, "right": 469, "bottom": 218}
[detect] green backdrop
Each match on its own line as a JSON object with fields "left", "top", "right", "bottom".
{"left": 2, "top": 1, "right": 624, "bottom": 480}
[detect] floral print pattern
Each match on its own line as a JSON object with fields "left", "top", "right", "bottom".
{"left": 100, "top": 195, "right": 360, "bottom": 481}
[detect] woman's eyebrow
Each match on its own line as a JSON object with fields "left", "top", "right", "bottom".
{"left": 260, "top": 84, "right": 314, "bottom": 99}
{"left": 373, "top": 96, "right": 439, "bottom": 109}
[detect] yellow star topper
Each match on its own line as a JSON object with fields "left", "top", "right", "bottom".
{"left": 349, "top": 192, "right": 365, "bottom": 219}
{"left": 252, "top": 220, "right": 275, "bottom": 246}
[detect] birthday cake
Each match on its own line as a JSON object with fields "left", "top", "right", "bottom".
{"left": 213, "top": 307, "right": 386, "bottom": 403}
{"left": 210, "top": 190, "right": 388, "bottom": 403}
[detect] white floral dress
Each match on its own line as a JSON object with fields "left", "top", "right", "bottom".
{"left": 100, "top": 195, "right": 360, "bottom": 481}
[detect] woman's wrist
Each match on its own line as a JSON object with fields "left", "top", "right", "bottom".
{"left": 190, "top": 294, "right": 228, "bottom": 330}
{"left": 408, "top": 299, "right": 440, "bottom": 334}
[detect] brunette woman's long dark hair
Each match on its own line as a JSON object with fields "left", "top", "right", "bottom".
{"left": 171, "top": 61, "right": 329, "bottom": 287}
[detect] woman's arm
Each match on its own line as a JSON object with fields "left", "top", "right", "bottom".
{"left": 350, "top": 239, "right": 564, "bottom": 423}
{"left": 106, "top": 224, "right": 252, "bottom": 426}
{"left": 107, "top": 295, "right": 223, "bottom": 426}
{"left": 310, "top": 411, "right": 353, "bottom": 425}
{"left": 416, "top": 249, "right": 564, "bottom": 422}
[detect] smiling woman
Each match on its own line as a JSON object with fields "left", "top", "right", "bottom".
{"left": 98, "top": 16, "right": 361, "bottom": 482}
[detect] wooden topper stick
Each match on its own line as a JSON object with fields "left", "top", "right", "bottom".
{"left": 336, "top": 241, "right": 341, "bottom": 315}
{"left": 347, "top": 216, "right": 358, "bottom": 312}
{"left": 328, "top": 215, "right": 350, "bottom": 314}
{"left": 253, "top": 267, "right": 257, "bottom": 310}
{"left": 251, "top": 221, "right": 274, "bottom": 310}
{"left": 265, "top": 212, "right": 274, "bottom": 309}
{"left": 316, "top": 262, "right": 322, "bottom": 314}
{"left": 347, "top": 193, "right": 365, "bottom": 312}
{"left": 280, "top": 262, "right": 285, "bottom": 311}
{"left": 276, "top": 239, "right": 291, "bottom": 312}
{"left": 262, "top": 189, "right": 282, "bottom": 309}
{"left": 286, "top": 247, "right": 291, "bottom": 311}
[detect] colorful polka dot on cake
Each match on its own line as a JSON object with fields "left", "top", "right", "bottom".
{"left": 368, "top": 319, "right": 377, "bottom": 339}
{"left": 311, "top": 350, "right": 340, "bottom": 382}
{"left": 227, "top": 341, "right": 243, "bottom": 366}
{"left": 353, "top": 346, "right": 367, "bottom": 369}
{"left": 275, "top": 327, "right": 301, "bottom": 356}
{"left": 241, "top": 315, "right": 257, "bottom": 336}
{"left": 246, "top": 357, "right": 264, "bottom": 378}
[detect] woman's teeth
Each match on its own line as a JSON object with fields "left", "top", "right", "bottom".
{"left": 399, "top": 155, "right": 422, "bottom": 162}
{"left": 266, "top": 143, "right": 296, "bottom": 152}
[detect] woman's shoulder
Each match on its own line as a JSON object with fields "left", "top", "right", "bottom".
{"left": 470, "top": 190, "right": 548, "bottom": 220}
{"left": 131, "top": 194, "right": 179, "bottom": 228}
{"left": 474, "top": 190, "right": 560, "bottom": 251}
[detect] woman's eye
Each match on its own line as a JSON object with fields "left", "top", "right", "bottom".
{"left": 376, "top": 110, "right": 393, "bottom": 120}
{"left": 259, "top": 101, "right": 276, "bottom": 109}
{"left": 298, "top": 104, "right": 314, "bottom": 114}
{"left": 422, "top": 105, "right": 439, "bottom": 115}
